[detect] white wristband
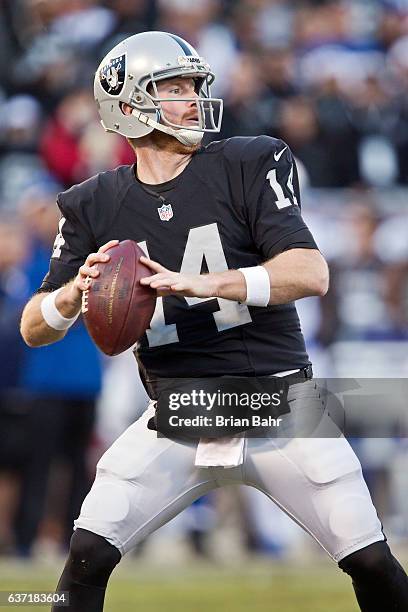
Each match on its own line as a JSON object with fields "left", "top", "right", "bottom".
{"left": 40, "top": 288, "right": 80, "bottom": 331}
{"left": 238, "top": 266, "right": 270, "bottom": 307}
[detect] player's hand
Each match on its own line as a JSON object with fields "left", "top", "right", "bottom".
{"left": 69, "top": 240, "right": 120, "bottom": 304}
{"left": 140, "top": 256, "right": 218, "bottom": 298}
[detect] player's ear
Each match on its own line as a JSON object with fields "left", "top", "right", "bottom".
{"left": 120, "top": 102, "right": 133, "bottom": 116}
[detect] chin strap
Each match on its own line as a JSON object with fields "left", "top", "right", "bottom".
{"left": 132, "top": 110, "right": 204, "bottom": 147}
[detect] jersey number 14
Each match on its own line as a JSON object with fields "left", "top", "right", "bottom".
{"left": 266, "top": 164, "right": 299, "bottom": 209}
{"left": 139, "top": 223, "right": 252, "bottom": 348}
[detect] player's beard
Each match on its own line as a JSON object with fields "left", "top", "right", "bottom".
{"left": 130, "top": 125, "right": 201, "bottom": 155}
{"left": 149, "top": 128, "right": 202, "bottom": 154}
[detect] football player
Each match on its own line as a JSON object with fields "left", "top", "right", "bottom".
{"left": 20, "top": 32, "right": 408, "bottom": 611}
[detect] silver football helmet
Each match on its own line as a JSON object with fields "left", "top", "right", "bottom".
{"left": 94, "top": 31, "right": 223, "bottom": 146}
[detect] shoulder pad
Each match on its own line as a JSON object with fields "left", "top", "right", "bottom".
{"left": 239, "top": 135, "right": 286, "bottom": 162}
{"left": 58, "top": 166, "right": 132, "bottom": 209}
{"left": 57, "top": 165, "right": 134, "bottom": 237}
{"left": 208, "top": 136, "right": 287, "bottom": 165}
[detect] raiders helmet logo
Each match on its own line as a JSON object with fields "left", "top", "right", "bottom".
{"left": 99, "top": 54, "right": 126, "bottom": 95}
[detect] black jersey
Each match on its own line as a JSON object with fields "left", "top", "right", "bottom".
{"left": 40, "top": 135, "right": 318, "bottom": 379}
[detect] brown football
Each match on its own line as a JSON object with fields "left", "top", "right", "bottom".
{"left": 82, "top": 240, "right": 156, "bottom": 355}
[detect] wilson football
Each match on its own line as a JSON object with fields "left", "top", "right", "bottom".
{"left": 82, "top": 240, "right": 156, "bottom": 355}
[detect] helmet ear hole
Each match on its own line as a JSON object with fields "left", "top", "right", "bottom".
{"left": 120, "top": 102, "right": 133, "bottom": 116}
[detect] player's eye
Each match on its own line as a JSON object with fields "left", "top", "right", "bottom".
{"left": 170, "top": 87, "right": 181, "bottom": 94}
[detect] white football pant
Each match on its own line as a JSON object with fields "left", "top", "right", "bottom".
{"left": 75, "top": 381, "right": 384, "bottom": 562}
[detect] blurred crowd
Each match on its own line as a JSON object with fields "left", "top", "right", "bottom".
{"left": 3, "top": 0, "right": 408, "bottom": 193}
{"left": 0, "top": 0, "right": 408, "bottom": 562}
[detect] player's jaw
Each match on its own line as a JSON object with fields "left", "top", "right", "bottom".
{"left": 149, "top": 127, "right": 201, "bottom": 155}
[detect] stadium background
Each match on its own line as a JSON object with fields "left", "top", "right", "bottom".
{"left": 0, "top": 0, "right": 408, "bottom": 610}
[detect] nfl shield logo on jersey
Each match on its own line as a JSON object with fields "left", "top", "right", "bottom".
{"left": 157, "top": 203, "right": 173, "bottom": 221}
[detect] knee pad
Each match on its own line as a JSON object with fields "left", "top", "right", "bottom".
{"left": 68, "top": 528, "right": 121, "bottom": 587}
{"left": 339, "top": 541, "right": 397, "bottom": 583}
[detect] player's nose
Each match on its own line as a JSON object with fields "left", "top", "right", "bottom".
{"left": 188, "top": 89, "right": 199, "bottom": 103}
{"left": 186, "top": 94, "right": 199, "bottom": 115}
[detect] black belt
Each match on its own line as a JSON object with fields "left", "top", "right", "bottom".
{"left": 274, "top": 364, "right": 313, "bottom": 385}
{"left": 146, "top": 365, "right": 313, "bottom": 400}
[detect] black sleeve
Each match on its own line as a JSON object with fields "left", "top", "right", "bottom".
{"left": 242, "top": 136, "right": 318, "bottom": 260}
{"left": 39, "top": 192, "right": 97, "bottom": 291}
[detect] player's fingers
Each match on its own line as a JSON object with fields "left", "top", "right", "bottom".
{"left": 170, "top": 283, "right": 185, "bottom": 292}
{"left": 77, "top": 276, "right": 92, "bottom": 291}
{"left": 79, "top": 264, "right": 99, "bottom": 279}
{"left": 149, "top": 277, "right": 174, "bottom": 289}
{"left": 156, "top": 287, "right": 173, "bottom": 297}
{"left": 140, "top": 256, "right": 167, "bottom": 273}
{"left": 98, "top": 240, "right": 119, "bottom": 253}
{"left": 86, "top": 252, "right": 110, "bottom": 266}
{"left": 140, "top": 274, "right": 156, "bottom": 286}
{"left": 140, "top": 272, "right": 172, "bottom": 285}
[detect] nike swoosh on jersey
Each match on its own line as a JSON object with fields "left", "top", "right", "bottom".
{"left": 273, "top": 146, "right": 287, "bottom": 162}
